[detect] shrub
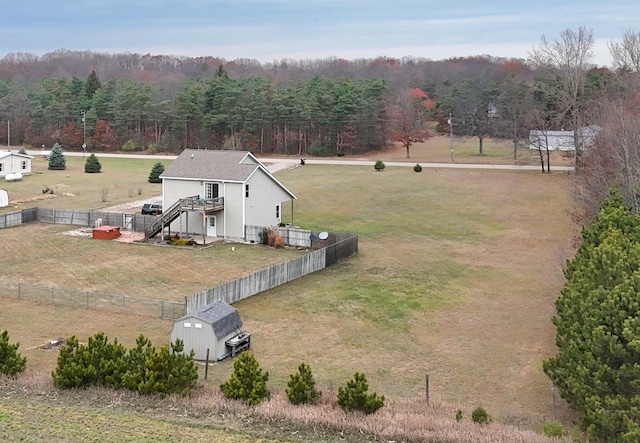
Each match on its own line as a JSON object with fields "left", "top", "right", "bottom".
{"left": 220, "top": 352, "right": 270, "bottom": 406}
{"left": 52, "top": 333, "right": 127, "bottom": 389}
{"left": 148, "top": 162, "right": 165, "bottom": 183}
{"left": 455, "top": 409, "right": 463, "bottom": 422}
{"left": 18, "top": 148, "right": 27, "bottom": 155}
{"left": 121, "top": 139, "right": 139, "bottom": 152}
{"left": 84, "top": 153, "right": 102, "bottom": 173}
{"left": 258, "top": 227, "right": 270, "bottom": 245}
{"left": 543, "top": 420, "right": 564, "bottom": 437}
{"left": 308, "top": 141, "right": 332, "bottom": 157}
{"left": 374, "top": 160, "right": 385, "bottom": 171}
{"left": 286, "top": 362, "right": 321, "bottom": 405}
{"left": 273, "top": 235, "right": 285, "bottom": 249}
{"left": 0, "top": 330, "right": 27, "bottom": 377}
{"left": 52, "top": 333, "right": 197, "bottom": 396}
{"left": 414, "top": 163, "right": 423, "bottom": 172}
{"left": 471, "top": 406, "right": 492, "bottom": 425}
{"left": 337, "top": 372, "right": 384, "bottom": 414}
{"left": 124, "top": 337, "right": 198, "bottom": 396}
{"left": 268, "top": 230, "right": 283, "bottom": 247}
{"left": 48, "top": 142, "right": 66, "bottom": 170}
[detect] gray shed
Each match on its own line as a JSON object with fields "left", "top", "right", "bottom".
{"left": 169, "top": 301, "right": 250, "bottom": 361}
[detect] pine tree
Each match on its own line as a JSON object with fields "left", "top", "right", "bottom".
{"left": 286, "top": 362, "right": 321, "bottom": 405}
{"left": 0, "top": 330, "right": 27, "bottom": 377}
{"left": 85, "top": 70, "right": 102, "bottom": 99}
{"left": 148, "top": 162, "right": 165, "bottom": 183}
{"left": 544, "top": 191, "right": 640, "bottom": 441}
{"left": 220, "top": 352, "right": 270, "bottom": 405}
{"left": 84, "top": 153, "right": 102, "bottom": 173}
{"left": 337, "top": 372, "right": 384, "bottom": 414}
{"left": 48, "top": 142, "right": 66, "bottom": 170}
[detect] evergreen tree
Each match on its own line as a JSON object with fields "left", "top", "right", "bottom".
{"left": 84, "top": 153, "right": 102, "bottom": 173}
{"left": 148, "top": 162, "right": 165, "bottom": 183}
{"left": 220, "top": 352, "right": 270, "bottom": 405}
{"left": 48, "top": 142, "right": 66, "bottom": 170}
{"left": 544, "top": 192, "right": 640, "bottom": 441}
{"left": 337, "top": 372, "right": 384, "bottom": 414}
{"left": 286, "top": 362, "right": 321, "bottom": 405}
{"left": 18, "top": 147, "right": 26, "bottom": 155}
{"left": 0, "top": 330, "right": 27, "bottom": 377}
{"left": 85, "top": 70, "right": 102, "bottom": 99}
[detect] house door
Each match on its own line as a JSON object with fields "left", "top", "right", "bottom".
{"left": 207, "top": 216, "right": 217, "bottom": 237}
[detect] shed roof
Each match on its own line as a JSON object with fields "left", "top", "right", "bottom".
{"left": 181, "top": 301, "right": 242, "bottom": 340}
{"left": 0, "top": 151, "right": 34, "bottom": 160}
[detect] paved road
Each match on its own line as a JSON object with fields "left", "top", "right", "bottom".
{"left": 28, "top": 150, "right": 573, "bottom": 172}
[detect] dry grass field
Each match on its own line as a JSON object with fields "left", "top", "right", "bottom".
{"left": 0, "top": 138, "right": 580, "bottom": 441}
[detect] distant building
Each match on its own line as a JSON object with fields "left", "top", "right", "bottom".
{"left": 529, "top": 125, "right": 602, "bottom": 151}
{"left": 0, "top": 151, "right": 33, "bottom": 178}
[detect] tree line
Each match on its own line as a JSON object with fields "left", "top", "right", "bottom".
{"left": 0, "top": 27, "right": 631, "bottom": 161}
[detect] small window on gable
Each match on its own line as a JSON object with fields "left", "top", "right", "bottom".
{"left": 195, "top": 323, "right": 202, "bottom": 329}
{"left": 245, "top": 184, "right": 249, "bottom": 198}
{"left": 184, "top": 322, "right": 191, "bottom": 328}
{"left": 276, "top": 204, "right": 280, "bottom": 218}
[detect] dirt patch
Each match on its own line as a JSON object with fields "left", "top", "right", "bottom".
{"left": 61, "top": 228, "right": 145, "bottom": 243}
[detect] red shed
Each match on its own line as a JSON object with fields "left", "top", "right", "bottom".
{"left": 92, "top": 225, "right": 121, "bottom": 240}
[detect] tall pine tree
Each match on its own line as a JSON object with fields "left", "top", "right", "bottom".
{"left": 544, "top": 192, "right": 640, "bottom": 441}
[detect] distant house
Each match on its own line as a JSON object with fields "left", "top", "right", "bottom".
{"left": 529, "top": 125, "right": 602, "bottom": 151}
{"left": 0, "top": 151, "right": 33, "bottom": 178}
{"left": 155, "top": 149, "right": 296, "bottom": 241}
{"left": 169, "top": 301, "right": 250, "bottom": 361}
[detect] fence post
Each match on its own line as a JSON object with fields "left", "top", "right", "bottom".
{"left": 425, "top": 373, "right": 430, "bottom": 404}
{"left": 205, "top": 348, "right": 210, "bottom": 380}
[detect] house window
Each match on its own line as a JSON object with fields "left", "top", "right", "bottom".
{"left": 0, "top": 164, "right": 3, "bottom": 172}
{"left": 195, "top": 323, "right": 202, "bottom": 329}
{"left": 276, "top": 205, "right": 280, "bottom": 218}
{"left": 205, "top": 183, "right": 219, "bottom": 199}
{"left": 21, "top": 161, "right": 26, "bottom": 170}
{"left": 245, "top": 184, "right": 249, "bottom": 198}
{"left": 184, "top": 322, "right": 191, "bottom": 328}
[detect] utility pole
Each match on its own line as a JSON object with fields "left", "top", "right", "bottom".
{"left": 82, "top": 111, "right": 87, "bottom": 157}
{"left": 448, "top": 113, "right": 454, "bottom": 162}
{"left": 7, "top": 120, "right": 9, "bottom": 148}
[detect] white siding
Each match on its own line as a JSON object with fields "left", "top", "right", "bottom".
{"left": 0, "top": 154, "right": 32, "bottom": 178}
{"left": 224, "top": 182, "right": 244, "bottom": 239}
{"left": 245, "top": 170, "right": 293, "bottom": 228}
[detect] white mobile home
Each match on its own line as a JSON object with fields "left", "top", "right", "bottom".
{"left": 0, "top": 151, "right": 33, "bottom": 178}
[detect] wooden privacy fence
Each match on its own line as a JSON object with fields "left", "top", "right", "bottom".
{"left": 0, "top": 279, "right": 185, "bottom": 320}
{"left": 185, "top": 232, "right": 358, "bottom": 313}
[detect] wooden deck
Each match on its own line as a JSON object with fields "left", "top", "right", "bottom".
{"left": 179, "top": 196, "right": 224, "bottom": 213}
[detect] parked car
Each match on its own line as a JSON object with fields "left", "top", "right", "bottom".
{"left": 141, "top": 203, "right": 162, "bottom": 215}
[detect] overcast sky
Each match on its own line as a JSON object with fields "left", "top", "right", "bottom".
{"left": 2, "top": 0, "right": 639, "bottom": 67}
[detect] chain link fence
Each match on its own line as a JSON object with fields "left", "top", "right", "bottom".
{"left": 0, "top": 280, "right": 185, "bottom": 320}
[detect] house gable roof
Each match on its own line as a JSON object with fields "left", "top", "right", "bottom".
{"left": 161, "top": 149, "right": 296, "bottom": 199}
{"left": 180, "top": 300, "right": 243, "bottom": 340}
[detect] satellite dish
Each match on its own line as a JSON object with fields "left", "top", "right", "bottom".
{"left": 318, "top": 231, "right": 328, "bottom": 240}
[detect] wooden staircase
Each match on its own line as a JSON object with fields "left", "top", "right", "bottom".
{"left": 144, "top": 199, "right": 183, "bottom": 240}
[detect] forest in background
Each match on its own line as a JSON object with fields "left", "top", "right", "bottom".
{"left": 0, "top": 27, "right": 636, "bottom": 178}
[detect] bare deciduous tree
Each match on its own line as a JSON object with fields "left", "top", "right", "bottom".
{"left": 609, "top": 29, "right": 640, "bottom": 74}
